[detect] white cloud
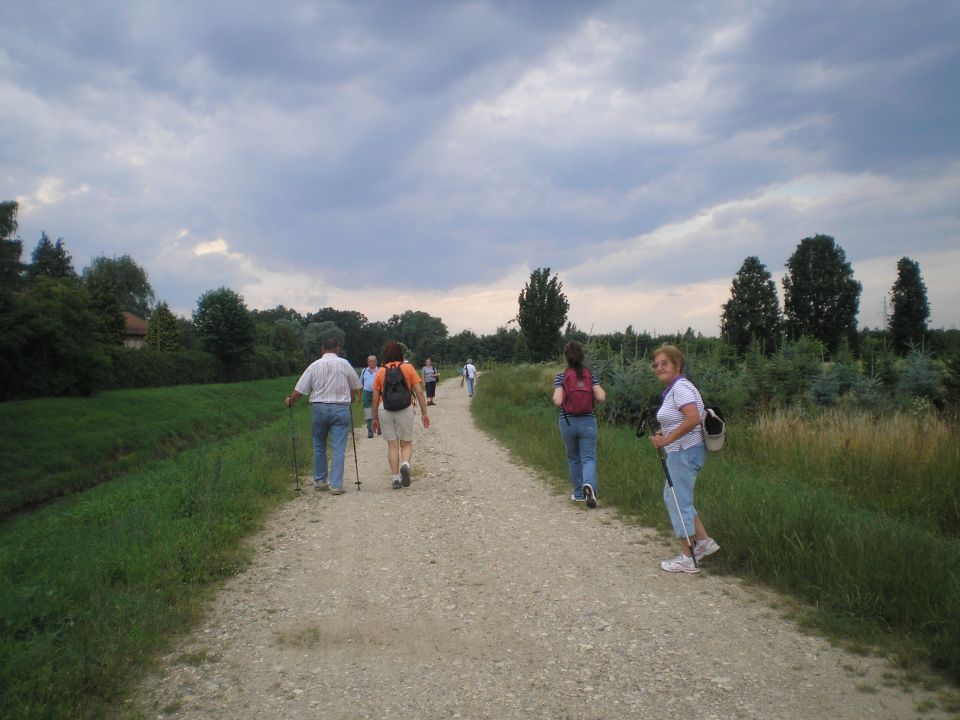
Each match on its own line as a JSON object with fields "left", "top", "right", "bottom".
{"left": 16, "top": 178, "right": 90, "bottom": 215}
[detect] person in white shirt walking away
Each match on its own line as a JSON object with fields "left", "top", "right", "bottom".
{"left": 285, "top": 338, "right": 361, "bottom": 495}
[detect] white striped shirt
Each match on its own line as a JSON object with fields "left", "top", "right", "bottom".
{"left": 656, "top": 376, "right": 705, "bottom": 452}
{"left": 294, "top": 352, "right": 361, "bottom": 404}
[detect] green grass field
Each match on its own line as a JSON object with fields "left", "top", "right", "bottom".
{"left": 0, "top": 377, "right": 339, "bottom": 719}
{"left": 472, "top": 364, "right": 960, "bottom": 686}
{"left": 0, "top": 377, "right": 299, "bottom": 516}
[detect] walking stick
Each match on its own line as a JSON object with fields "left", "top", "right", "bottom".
{"left": 287, "top": 405, "right": 301, "bottom": 494}
{"left": 637, "top": 411, "right": 698, "bottom": 568}
{"left": 349, "top": 400, "right": 362, "bottom": 491}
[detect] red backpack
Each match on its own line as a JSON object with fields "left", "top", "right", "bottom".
{"left": 562, "top": 367, "right": 595, "bottom": 416}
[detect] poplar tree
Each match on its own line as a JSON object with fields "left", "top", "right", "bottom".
{"left": 516, "top": 267, "right": 569, "bottom": 362}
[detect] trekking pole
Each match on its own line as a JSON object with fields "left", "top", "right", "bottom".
{"left": 287, "top": 405, "right": 301, "bottom": 494}
{"left": 636, "top": 411, "right": 697, "bottom": 568}
{"left": 656, "top": 446, "right": 698, "bottom": 568}
{"left": 349, "top": 400, "right": 362, "bottom": 491}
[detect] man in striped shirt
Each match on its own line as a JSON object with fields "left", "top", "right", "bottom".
{"left": 285, "top": 338, "right": 362, "bottom": 494}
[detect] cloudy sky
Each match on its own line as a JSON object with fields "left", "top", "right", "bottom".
{"left": 2, "top": 1, "right": 958, "bottom": 336}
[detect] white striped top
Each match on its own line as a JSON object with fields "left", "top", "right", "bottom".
{"left": 294, "top": 352, "right": 362, "bottom": 404}
{"left": 656, "top": 376, "right": 705, "bottom": 452}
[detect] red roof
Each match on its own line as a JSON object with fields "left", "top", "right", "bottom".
{"left": 123, "top": 312, "right": 148, "bottom": 337}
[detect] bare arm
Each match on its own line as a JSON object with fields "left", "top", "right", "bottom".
{"left": 413, "top": 383, "right": 431, "bottom": 428}
{"left": 285, "top": 390, "right": 304, "bottom": 408}
{"left": 552, "top": 387, "right": 564, "bottom": 407}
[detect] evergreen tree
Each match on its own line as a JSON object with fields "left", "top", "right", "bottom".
{"left": 516, "top": 267, "right": 569, "bottom": 362}
{"left": 145, "top": 301, "right": 182, "bottom": 351}
{"left": 888, "top": 256, "right": 930, "bottom": 354}
{"left": 720, "top": 256, "right": 782, "bottom": 355}
{"left": 25, "top": 232, "right": 77, "bottom": 282}
{"left": 782, "top": 234, "right": 861, "bottom": 353}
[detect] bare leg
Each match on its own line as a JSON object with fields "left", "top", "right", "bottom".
{"left": 400, "top": 440, "right": 413, "bottom": 465}
{"left": 386, "top": 440, "right": 400, "bottom": 474}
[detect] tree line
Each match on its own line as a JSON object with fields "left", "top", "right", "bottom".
{"left": 2, "top": 198, "right": 954, "bottom": 408}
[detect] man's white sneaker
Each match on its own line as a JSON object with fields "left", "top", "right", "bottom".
{"left": 694, "top": 538, "right": 720, "bottom": 560}
{"left": 660, "top": 553, "right": 699, "bottom": 574}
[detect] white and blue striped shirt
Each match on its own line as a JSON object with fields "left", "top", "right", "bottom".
{"left": 656, "top": 376, "right": 705, "bottom": 452}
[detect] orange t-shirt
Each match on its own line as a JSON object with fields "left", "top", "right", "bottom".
{"left": 372, "top": 362, "right": 422, "bottom": 407}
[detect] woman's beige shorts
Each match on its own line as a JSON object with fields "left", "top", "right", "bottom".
{"left": 379, "top": 404, "right": 414, "bottom": 441}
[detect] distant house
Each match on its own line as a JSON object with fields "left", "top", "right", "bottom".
{"left": 123, "top": 312, "right": 148, "bottom": 349}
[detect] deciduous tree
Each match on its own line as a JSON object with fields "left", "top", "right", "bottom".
{"left": 0, "top": 201, "right": 24, "bottom": 293}
{"left": 193, "top": 288, "right": 255, "bottom": 374}
{"left": 782, "top": 235, "right": 861, "bottom": 354}
{"left": 516, "top": 267, "right": 569, "bottom": 362}
{"left": 82, "top": 254, "right": 155, "bottom": 317}
{"left": 720, "top": 256, "right": 782, "bottom": 354}
{"left": 888, "top": 256, "right": 930, "bottom": 354}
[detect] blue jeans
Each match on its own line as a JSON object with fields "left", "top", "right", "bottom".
{"left": 559, "top": 415, "right": 597, "bottom": 499}
{"left": 663, "top": 443, "right": 706, "bottom": 538}
{"left": 310, "top": 403, "right": 351, "bottom": 490}
{"left": 466, "top": 377, "right": 475, "bottom": 396}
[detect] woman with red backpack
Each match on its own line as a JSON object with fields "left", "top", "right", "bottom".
{"left": 552, "top": 341, "right": 606, "bottom": 508}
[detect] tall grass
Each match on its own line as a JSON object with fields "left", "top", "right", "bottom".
{"left": 473, "top": 364, "right": 960, "bottom": 682}
{"left": 0, "top": 376, "right": 297, "bottom": 516}
{"left": 740, "top": 407, "right": 960, "bottom": 536}
{"left": 0, "top": 414, "right": 308, "bottom": 719}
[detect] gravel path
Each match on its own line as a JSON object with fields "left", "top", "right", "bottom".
{"left": 127, "top": 378, "right": 948, "bottom": 719}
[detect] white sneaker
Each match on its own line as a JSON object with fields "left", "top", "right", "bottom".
{"left": 660, "top": 553, "right": 699, "bottom": 574}
{"left": 583, "top": 484, "right": 598, "bottom": 509}
{"left": 570, "top": 494, "right": 585, "bottom": 502}
{"left": 695, "top": 537, "right": 720, "bottom": 560}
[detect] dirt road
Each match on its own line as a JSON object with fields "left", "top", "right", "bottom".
{"left": 128, "top": 378, "right": 946, "bottom": 719}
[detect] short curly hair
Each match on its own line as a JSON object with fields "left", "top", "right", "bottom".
{"left": 652, "top": 344, "right": 685, "bottom": 374}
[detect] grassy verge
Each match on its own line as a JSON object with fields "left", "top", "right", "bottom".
{"left": 0, "top": 410, "right": 312, "bottom": 720}
{"left": 472, "top": 365, "right": 960, "bottom": 685}
{"left": 0, "top": 376, "right": 298, "bottom": 516}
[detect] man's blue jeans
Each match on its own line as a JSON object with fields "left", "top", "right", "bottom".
{"left": 310, "top": 402, "right": 351, "bottom": 490}
{"left": 559, "top": 414, "right": 597, "bottom": 499}
{"left": 466, "top": 377, "right": 475, "bottom": 396}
